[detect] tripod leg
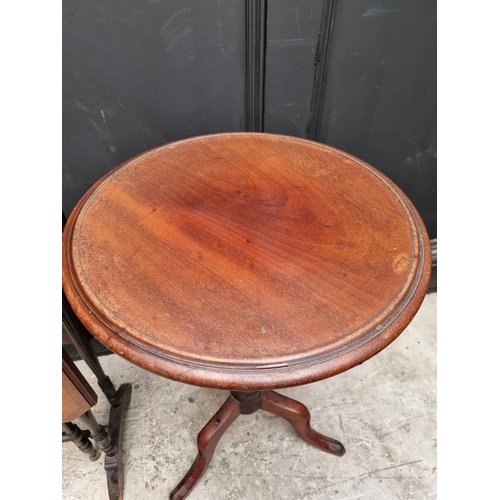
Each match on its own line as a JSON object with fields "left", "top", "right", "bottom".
{"left": 170, "top": 394, "right": 241, "bottom": 500}
{"left": 261, "top": 390, "right": 345, "bottom": 456}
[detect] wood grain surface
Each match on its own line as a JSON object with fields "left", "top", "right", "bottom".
{"left": 62, "top": 348, "right": 97, "bottom": 423}
{"left": 63, "top": 133, "right": 431, "bottom": 390}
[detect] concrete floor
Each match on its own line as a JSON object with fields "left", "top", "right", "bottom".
{"left": 62, "top": 293, "right": 436, "bottom": 500}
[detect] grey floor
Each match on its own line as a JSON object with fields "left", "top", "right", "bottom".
{"left": 62, "top": 293, "right": 436, "bottom": 500}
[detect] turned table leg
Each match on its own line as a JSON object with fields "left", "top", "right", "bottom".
{"left": 78, "top": 410, "right": 117, "bottom": 456}
{"left": 63, "top": 422, "right": 101, "bottom": 461}
{"left": 64, "top": 384, "right": 131, "bottom": 500}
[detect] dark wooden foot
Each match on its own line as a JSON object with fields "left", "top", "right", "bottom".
{"left": 105, "top": 383, "right": 132, "bottom": 500}
{"left": 63, "top": 422, "right": 101, "bottom": 461}
{"left": 260, "top": 390, "right": 346, "bottom": 456}
{"left": 170, "top": 394, "right": 242, "bottom": 500}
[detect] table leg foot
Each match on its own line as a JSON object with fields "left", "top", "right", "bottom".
{"left": 170, "top": 395, "right": 241, "bottom": 500}
{"left": 105, "top": 383, "right": 132, "bottom": 500}
{"left": 261, "top": 390, "right": 346, "bottom": 457}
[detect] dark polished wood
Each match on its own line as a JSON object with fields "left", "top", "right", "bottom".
{"left": 63, "top": 422, "right": 101, "bottom": 461}
{"left": 63, "top": 211, "right": 119, "bottom": 407}
{"left": 62, "top": 332, "right": 131, "bottom": 499}
{"left": 79, "top": 410, "right": 117, "bottom": 456}
{"left": 261, "top": 390, "right": 345, "bottom": 456}
{"left": 63, "top": 293, "right": 120, "bottom": 407}
{"left": 170, "top": 395, "right": 241, "bottom": 500}
{"left": 170, "top": 389, "right": 345, "bottom": 499}
{"left": 63, "top": 133, "right": 431, "bottom": 499}
{"left": 63, "top": 133, "right": 431, "bottom": 391}
{"left": 105, "top": 384, "right": 132, "bottom": 500}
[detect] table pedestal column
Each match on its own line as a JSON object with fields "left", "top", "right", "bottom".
{"left": 170, "top": 390, "right": 345, "bottom": 500}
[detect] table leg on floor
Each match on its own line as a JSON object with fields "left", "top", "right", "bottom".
{"left": 78, "top": 410, "right": 117, "bottom": 456}
{"left": 105, "top": 384, "right": 132, "bottom": 500}
{"left": 63, "top": 422, "right": 101, "bottom": 461}
{"left": 170, "top": 394, "right": 242, "bottom": 500}
{"left": 260, "top": 390, "right": 346, "bottom": 456}
{"left": 170, "top": 389, "right": 344, "bottom": 499}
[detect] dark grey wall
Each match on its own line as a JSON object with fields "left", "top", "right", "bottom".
{"left": 63, "top": 0, "right": 246, "bottom": 213}
{"left": 264, "top": 0, "right": 324, "bottom": 137}
{"left": 63, "top": 0, "right": 436, "bottom": 239}
{"left": 318, "top": 0, "right": 437, "bottom": 239}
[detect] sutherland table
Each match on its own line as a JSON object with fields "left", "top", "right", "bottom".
{"left": 63, "top": 133, "right": 431, "bottom": 499}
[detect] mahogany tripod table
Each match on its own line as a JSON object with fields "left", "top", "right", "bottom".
{"left": 62, "top": 133, "right": 431, "bottom": 499}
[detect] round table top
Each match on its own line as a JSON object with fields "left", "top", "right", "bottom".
{"left": 63, "top": 133, "right": 431, "bottom": 390}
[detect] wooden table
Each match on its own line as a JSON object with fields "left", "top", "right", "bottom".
{"left": 63, "top": 133, "right": 431, "bottom": 499}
